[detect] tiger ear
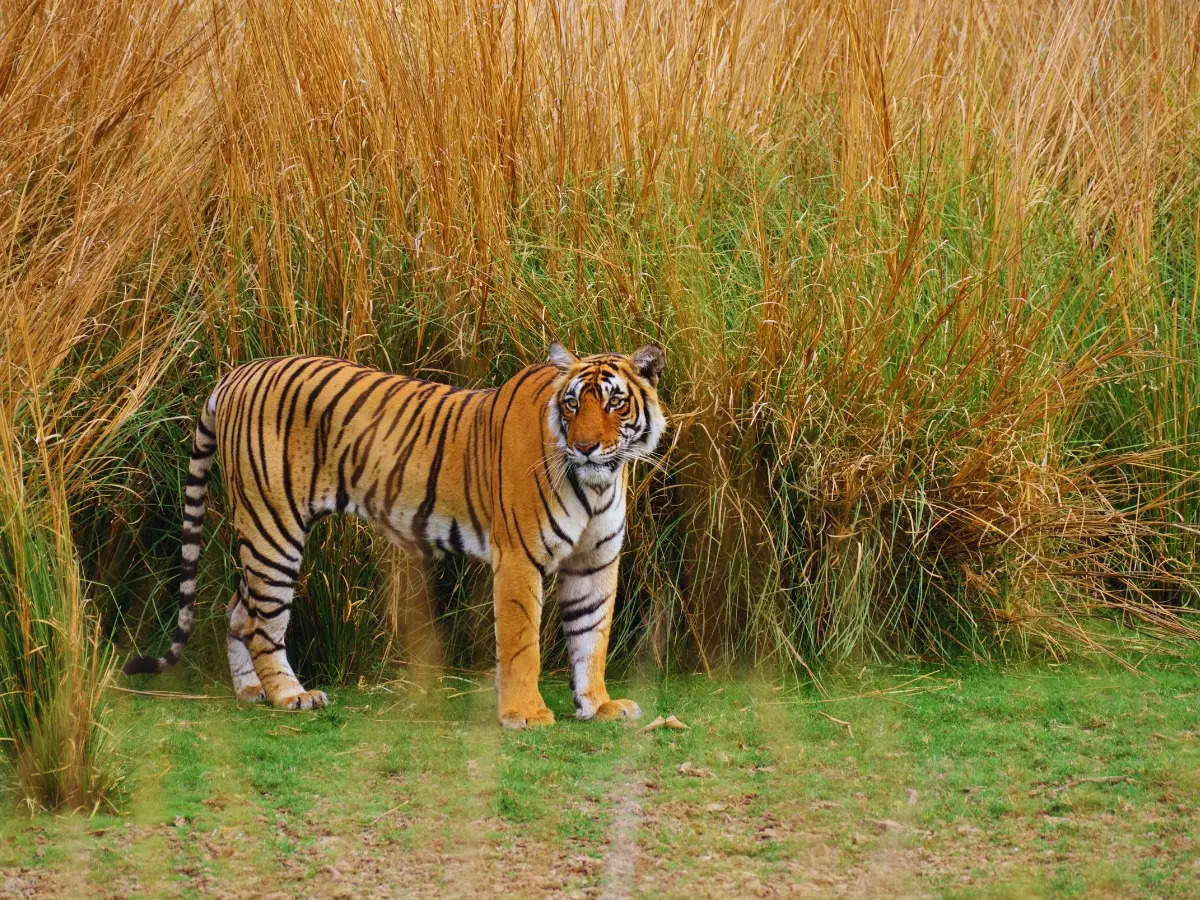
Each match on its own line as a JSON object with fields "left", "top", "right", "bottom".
{"left": 631, "top": 345, "right": 665, "bottom": 387}
{"left": 547, "top": 342, "right": 578, "bottom": 371}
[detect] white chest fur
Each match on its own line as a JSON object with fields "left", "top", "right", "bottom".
{"left": 547, "top": 475, "right": 626, "bottom": 572}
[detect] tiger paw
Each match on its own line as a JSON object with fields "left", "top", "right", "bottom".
{"left": 234, "top": 684, "right": 266, "bottom": 703}
{"left": 590, "top": 699, "right": 642, "bottom": 722}
{"left": 499, "top": 706, "right": 556, "bottom": 730}
{"left": 275, "top": 689, "right": 329, "bottom": 710}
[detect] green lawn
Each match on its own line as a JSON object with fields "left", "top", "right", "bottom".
{"left": 3, "top": 649, "right": 1199, "bottom": 897}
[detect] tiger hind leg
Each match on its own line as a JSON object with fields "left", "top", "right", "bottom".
{"left": 236, "top": 532, "right": 328, "bottom": 710}
{"left": 226, "top": 585, "right": 265, "bottom": 703}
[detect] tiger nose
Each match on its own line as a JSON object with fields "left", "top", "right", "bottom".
{"left": 574, "top": 441, "right": 600, "bottom": 456}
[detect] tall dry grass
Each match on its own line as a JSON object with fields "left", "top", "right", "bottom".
{"left": 3, "top": 0, "right": 1199, "bottom": 805}
{"left": 0, "top": 0, "right": 202, "bottom": 809}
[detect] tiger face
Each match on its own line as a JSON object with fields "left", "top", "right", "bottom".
{"left": 547, "top": 343, "right": 666, "bottom": 490}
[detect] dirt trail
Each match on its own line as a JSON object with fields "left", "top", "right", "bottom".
{"left": 599, "top": 774, "right": 646, "bottom": 899}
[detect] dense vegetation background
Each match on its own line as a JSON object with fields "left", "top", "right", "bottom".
{"left": 2, "top": 0, "right": 1198, "bottom": 809}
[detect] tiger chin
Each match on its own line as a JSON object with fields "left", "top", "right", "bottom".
{"left": 123, "top": 342, "right": 666, "bottom": 729}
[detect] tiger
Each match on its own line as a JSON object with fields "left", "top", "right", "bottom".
{"left": 123, "top": 343, "right": 666, "bottom": 728}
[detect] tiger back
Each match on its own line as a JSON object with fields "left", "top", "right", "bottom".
{"left": 124, "top": 343, "right": 666, "bottom": 728}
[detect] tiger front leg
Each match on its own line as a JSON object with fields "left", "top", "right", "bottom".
{"left": 493, "top": 557, "right": 554, "bottom": 729}
{"left": 558, "top": 554, "right": 639, "bottom": 722}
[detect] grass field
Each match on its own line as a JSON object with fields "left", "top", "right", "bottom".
{"left": 3, "top": 648, "right": 1198, "bottom": 897}
{"left": 3, "top": 0, "right": 1200, "bottom": 821}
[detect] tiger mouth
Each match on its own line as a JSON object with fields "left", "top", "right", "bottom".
{"left": 568, "top": 458, "right": 621, "bottom": 473}
{"left": 570, "top": 459, "right": 621, "bottom": 489}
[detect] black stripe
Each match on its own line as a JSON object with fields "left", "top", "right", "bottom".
{"left": 539, "top": 528, "right": 556, "bottom": 559}
{"left": 360, "top": 482, "right": 378, "bottom": 520}
{"left": 246, "top": 627, "right": 285, "bottom": 650}
{"left": 242, "top": 355, "right": 277, "bottom": 494}
{"left": 561, "top": 596, "right": 607, "bottom": 623}
{"left": 535, "top": 476, "right": 573, "bottom": 546}
{"left": 303, "top": 362, "right": 349, "bottom": 424}
{"left": 254, "top": 602, "right": 293, "bottom": 620}
{"left": 323, "top": 369, "right": 375, "bottom": 430}
{"left": 451, "top": 393, "right": 470, "bottom": 436}
{"left": 307, "top": 401, "right": 332, "bottom": 513}
{"left": 422, "top": 387, "right": 453, "bottom": 442}
{"left": 593, "top": 488, "right": 617, "bottom": 516}
{"left": 594, "top": 525, "right": 624, "bottom": 550}
{"left": 560, "top": 591, "right": 598, "bottom": 607}
{"left": 462, "top": 393, "right": 493, "bottom": 549}
{"left": 239, "top": 538, "right": 300, "bottom": 580}
{"left": 239, "top": 483, "right": 303, "bottom": 563}
{"left": 495, "top": 366, "right": 556, "bottom": 485}
{"left": 507, "top": 640, "right": 537, "bottom": 667}
{"left": 448, "top": 519, "right": 464, "bottom": 554}
{"left": 564, "top": 619, "right": 603, "bottom": 638}
{"left": 348, "top": 378, "right": 407, "bottom": 482}
{"left": 255, "top": 361, "right": 293, "bottom": 490}
{"left": 382, "top": 385, "right": 441, "bottom": 511}
{"left": 560, "top": 556, "right": 617, "bottom": 577}
{"left": 335, "top": 445, "right": 352, "bottom": 513}
{"left": 383, "top": 382, "right": 439, "bottom": 444}
{"left": 565, "top": 467, "right": 592, "bottom": 515}
{"left": 412, "top": 401, "right": 455, "bottom": 555}
{"left": 511, "top": 509, "right": 547, "bottom": 578}
{"left": 276, "top": 357, "right": 334, "bottom": 435}
{"left": 462, "top": 447, "right": 481, "bottom": 546}
{"left": 246, "top": 585, "right": 288, "bottom": 605}
{"left": 506, "top": 594, "right": 537, "bottom": 629}
{"left": 230, "top": 373, "right": 304, "bottom": 560}
{"left": 244, "top": 565, "right": 296, "bottom": 589}
{"left": 279, "top": 360, "right": 336, "bottom": 532}
{"left": 216, "top": 359, "right": 269, "bottom": 406}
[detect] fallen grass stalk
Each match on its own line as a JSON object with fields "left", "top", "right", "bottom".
{"left": 107, "top": 687, "right": 232, "bottom": 701}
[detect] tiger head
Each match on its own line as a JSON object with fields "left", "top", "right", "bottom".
{"left": 547, "top": 343, "right": 666, "bottom": 490}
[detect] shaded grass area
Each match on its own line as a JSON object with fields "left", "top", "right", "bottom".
{"left": 2, "top": 651, "right": 1198, "bottom": 897}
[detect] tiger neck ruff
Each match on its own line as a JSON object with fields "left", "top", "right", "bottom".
{"left": 123, "top": 343, "right": 666, "bottom": 728}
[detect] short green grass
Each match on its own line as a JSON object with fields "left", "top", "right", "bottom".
{"left": 2, "top": 649, "right": 1198, "bottom": 896}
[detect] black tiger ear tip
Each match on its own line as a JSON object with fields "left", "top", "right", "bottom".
{"left": 631, "top": 345, "right": 665, "bottom": 385}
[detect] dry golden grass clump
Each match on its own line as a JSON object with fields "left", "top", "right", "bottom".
{"left": 2, "top": 0, "right": 1198, "bottom": 807}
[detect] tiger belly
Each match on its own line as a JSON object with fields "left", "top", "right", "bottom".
{"left": 343, "top": 502, "right": 492, "bottom": 561}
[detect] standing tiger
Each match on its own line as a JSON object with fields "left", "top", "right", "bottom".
{"left": 124, "top": 343, "right": 666, "bottom": 728}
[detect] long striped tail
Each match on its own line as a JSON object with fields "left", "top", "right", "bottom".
{"left": 123, "top": 396, "right": 218, "bottom": 676}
